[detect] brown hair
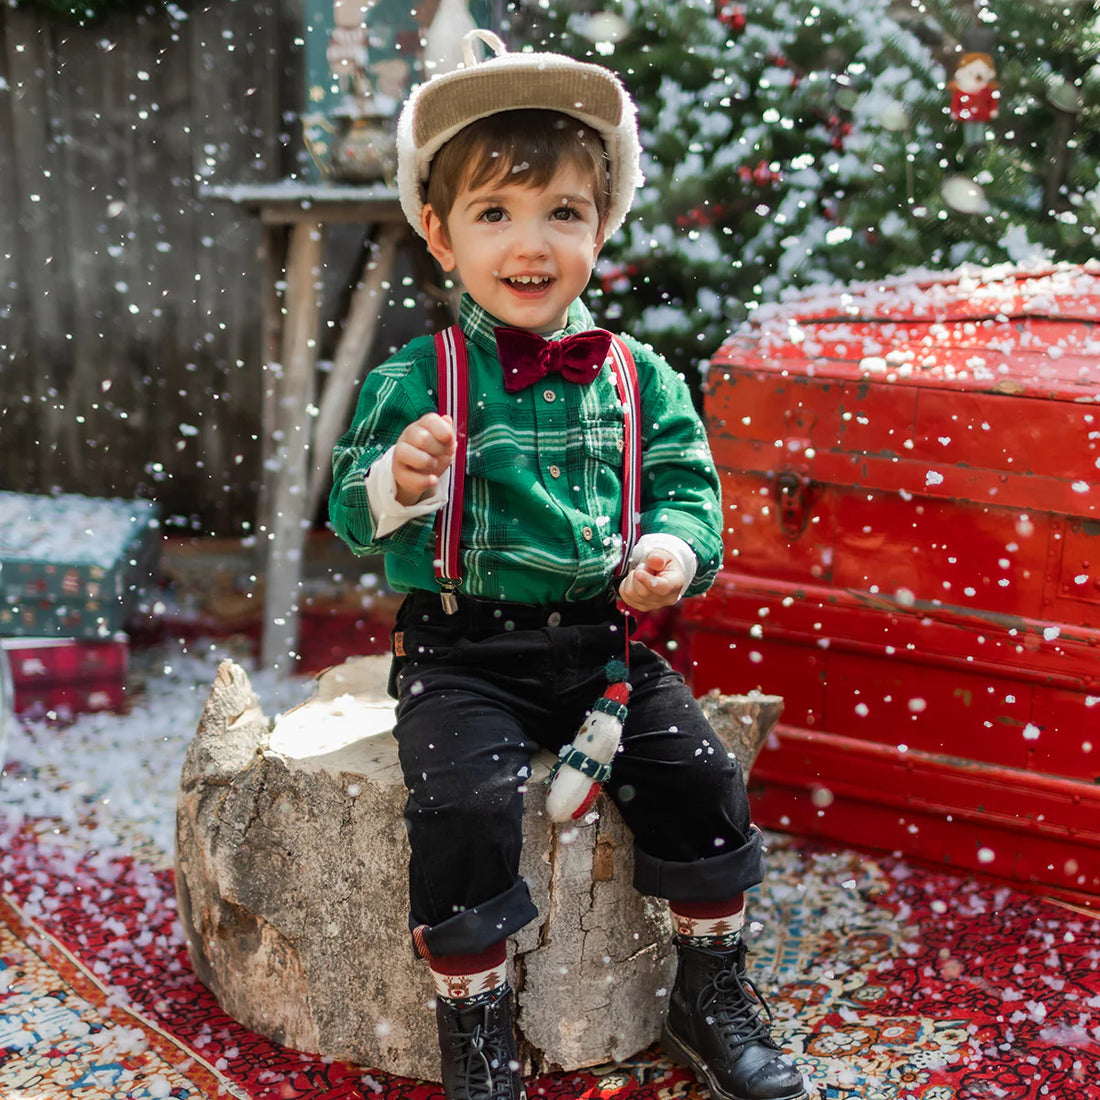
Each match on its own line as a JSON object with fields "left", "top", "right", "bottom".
{"left": 425, "top": 109, "right": 612, "bottom": 229}
{"left": 951, "top": 52, "right": 998, "bottom": 91}
{"left": 957, "top": 51, "right": 995, "bottom": 71}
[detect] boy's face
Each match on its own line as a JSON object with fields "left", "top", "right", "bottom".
{"left": 422, "top": 162, "right": 605, "bottom": 334}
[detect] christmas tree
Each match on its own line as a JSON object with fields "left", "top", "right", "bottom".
{"left": 518, "top": 0, "right": 1099, "bottom": 377}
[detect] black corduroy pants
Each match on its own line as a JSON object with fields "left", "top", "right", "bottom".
{"left": 389, "top": 590, "right": 765, "bottom": 958}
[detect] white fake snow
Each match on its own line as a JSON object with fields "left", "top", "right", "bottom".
{"left": 1, "top": 640, "right": 312, "bottom": 869}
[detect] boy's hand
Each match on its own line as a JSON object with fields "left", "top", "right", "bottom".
{"left": 393, "top": 413, "right": 456, "bottom": 506}
{"left": 617, "top": 550, "right": 685, "bottom": 612}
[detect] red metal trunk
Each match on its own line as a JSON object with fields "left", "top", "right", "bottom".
{"left": 684, "top": 263, "right": 1100, "bottom": 908}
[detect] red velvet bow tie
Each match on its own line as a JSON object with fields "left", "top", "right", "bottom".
{"left": 495, "top": 326, "right": 613, "bottom": 394}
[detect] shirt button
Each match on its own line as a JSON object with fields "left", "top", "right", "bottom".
{"left": 582, "top": 526, "right": 594, "bottom": 541}
{"left": 547, "top": 611, "right": 562, "bottom": 627}
{"left": 542, "top": 388, "right": 557, "bottom": 403}
{"left": 549, "top": 464, "right": 561, "bottom": 479}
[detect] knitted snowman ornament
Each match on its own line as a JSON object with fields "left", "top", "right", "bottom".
{"left": 546, "top": 660, "right": 631, "bottom": 822}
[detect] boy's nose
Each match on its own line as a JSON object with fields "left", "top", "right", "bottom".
{"left": 513, "top": 221, "right": 550, "bottom": 257}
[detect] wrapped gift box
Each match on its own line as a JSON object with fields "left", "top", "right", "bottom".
{"left": 2, "top": 635, "right": 129, "bottom": 719}
{"left": 0, "top": 493, "right": 160, "bottom": 639}
{"left": 684, "top": 262, "right": 1100, "bottom": 908}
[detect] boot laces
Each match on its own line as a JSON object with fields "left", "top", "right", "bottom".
{"left": 697, "top": 953, "right": 777, "bottom": 1052}
{"left": 449, "top": 1020, "right": 515, "bottom": 1100}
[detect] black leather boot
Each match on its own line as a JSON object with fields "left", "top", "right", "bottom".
{"left": 435, "top": 983, "right": 526, "bottom": 1100}
{"left": 663, "top": 939, "right": 807, "bottom": 1100}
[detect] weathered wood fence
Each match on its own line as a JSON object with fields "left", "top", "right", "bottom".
{"left": 0, "top": 0, "right": 433, "bottom": 535}
{"left": 0, "top": 1, "right": 299, "bottom": 532}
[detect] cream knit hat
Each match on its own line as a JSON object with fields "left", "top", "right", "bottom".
{"left": 396, "top": 29, "right": 642, "bottom": 240}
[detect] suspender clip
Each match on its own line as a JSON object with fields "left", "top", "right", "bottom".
{"left": 439, "top": 581, "right": 459, "bottom": 615}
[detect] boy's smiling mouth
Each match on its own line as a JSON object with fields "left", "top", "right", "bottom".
{"left": 504, "top": 275, "right": 553, "bottom": 289}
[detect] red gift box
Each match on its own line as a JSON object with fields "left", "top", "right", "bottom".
{"left": 2, "top": 636, "right": 129, "bottom": 720}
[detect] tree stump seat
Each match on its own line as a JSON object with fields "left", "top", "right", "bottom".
{"left": 174, "top": 654, "right": 781, "bottom": 1080}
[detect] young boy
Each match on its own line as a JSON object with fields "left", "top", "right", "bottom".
{"left": 330, "top": 30, "right": 807, "bottom": 1100}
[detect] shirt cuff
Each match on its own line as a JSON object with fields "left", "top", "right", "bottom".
{"left": 366, "top": 446, "right": 450, "bottom": 539}
{"left": 628, "top": 533, "right": 698, "bottom": 599}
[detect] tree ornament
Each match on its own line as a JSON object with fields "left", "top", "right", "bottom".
{"left": 1047, "top": 78, "right": 1084, "bottom": 116}
{"left": 827, "top": 114, "right": 853, "bottom": 151}
{"left": 738, "top": 160, "right": 782, "bottom": 188}
{"left": 676, "top": 203, "right": 728, "bottom": 230}
{"left": 879, "top": 101, "right": 911, "bottom": 132}
{"left": 546, "top": 661, "right": 631, "bottom": 823}
{"left": 599, "top": 264, "right": 638, "bottom": 295}
{"left": 575, "top": 11, "right": 631, "bottom": 46}
{"left": 949, "top": 51, "right": 1000, "bottom": 145}
{"left": 942, "top": 173, "right": 989, "bottom": 214}
{"left": 715, "top": 2, "right": 747, "bottom": 35}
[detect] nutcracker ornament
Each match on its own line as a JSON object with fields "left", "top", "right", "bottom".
{"left": 949, "top": 51, "right": 1000, "bottom": 145}
{"left": 304, "top": 0, "right": 399, "bottom": 181}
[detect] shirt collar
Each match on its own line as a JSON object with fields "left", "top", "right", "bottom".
{"left": 458, "top": 294, "right": 598, "bottom": 356}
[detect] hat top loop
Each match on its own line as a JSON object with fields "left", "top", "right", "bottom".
{"left": 461, "top": 28, "right": 506, "bottom": 68}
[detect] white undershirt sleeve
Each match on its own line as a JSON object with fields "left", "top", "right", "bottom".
{"left": 365, "top": 445, "right": 450, "bottom": 539}
{"left": 627, "top": 532, "right": 698, "bottom": 599}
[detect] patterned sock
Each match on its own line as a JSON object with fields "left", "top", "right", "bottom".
{"left": 670, "top": 896, "right": 746, "bottom": 950}
{"left": 428, "top": 941, "right": 508, "bottom": 1003}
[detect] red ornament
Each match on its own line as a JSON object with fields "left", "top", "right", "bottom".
{"left": 825, "top": 114, "right": 852, "bottom": 152}
{"left": 600, "top": 264, "right": 638, "bottom": 294}
{"left": 715, "top": 1, "right": 747, "bottom": 33}
{"left": 738, "top": 160, "right": 780, "bottom": 188}
{"left": 676, "top": 202, "right": 728, "bottom": 230}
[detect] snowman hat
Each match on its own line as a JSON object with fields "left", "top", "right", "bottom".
{"left": 591, "top": 664, "right": 630, "bottom": 721}
{"left": 396, "top": 29, "right": 642, "bottom": 240}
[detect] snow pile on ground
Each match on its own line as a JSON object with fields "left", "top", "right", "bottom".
{"left": 0, "top": 639, "right": 314, "bottom": 869}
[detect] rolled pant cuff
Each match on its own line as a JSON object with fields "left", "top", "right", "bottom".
{"left": 632, "top": 827, "right": 765, "bottom": 902}
{"left": 409, "top": 879, "right": 539, "bottom": 959}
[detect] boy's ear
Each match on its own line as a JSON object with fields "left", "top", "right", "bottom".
{"left": 422, "top": 205, "right": 456, "bottom": 273}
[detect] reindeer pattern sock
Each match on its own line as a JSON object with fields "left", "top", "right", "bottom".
{"left": 427, "top": 941, "right": 508, "bottom": 1004}
{"left": 669, "top": 896, "right": 746, "bottom": 950}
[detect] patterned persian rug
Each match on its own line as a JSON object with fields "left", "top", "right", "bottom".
{"left": 1, "top": 641, "right": 1098, "bottom": 1099}
{"left": 2, "top": 823, "right": 1097, "bottom": 1100}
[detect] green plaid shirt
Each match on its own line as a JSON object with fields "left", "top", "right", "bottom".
{"left": 329, "top": 294, "right": 722, "bottom": 604}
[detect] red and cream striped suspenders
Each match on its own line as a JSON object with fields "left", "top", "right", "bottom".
{"left": 433, "top": 325, "right": 469, "bottom": 613}
{"left": 432, "top": 324, "right": 642, "bottom": 613}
